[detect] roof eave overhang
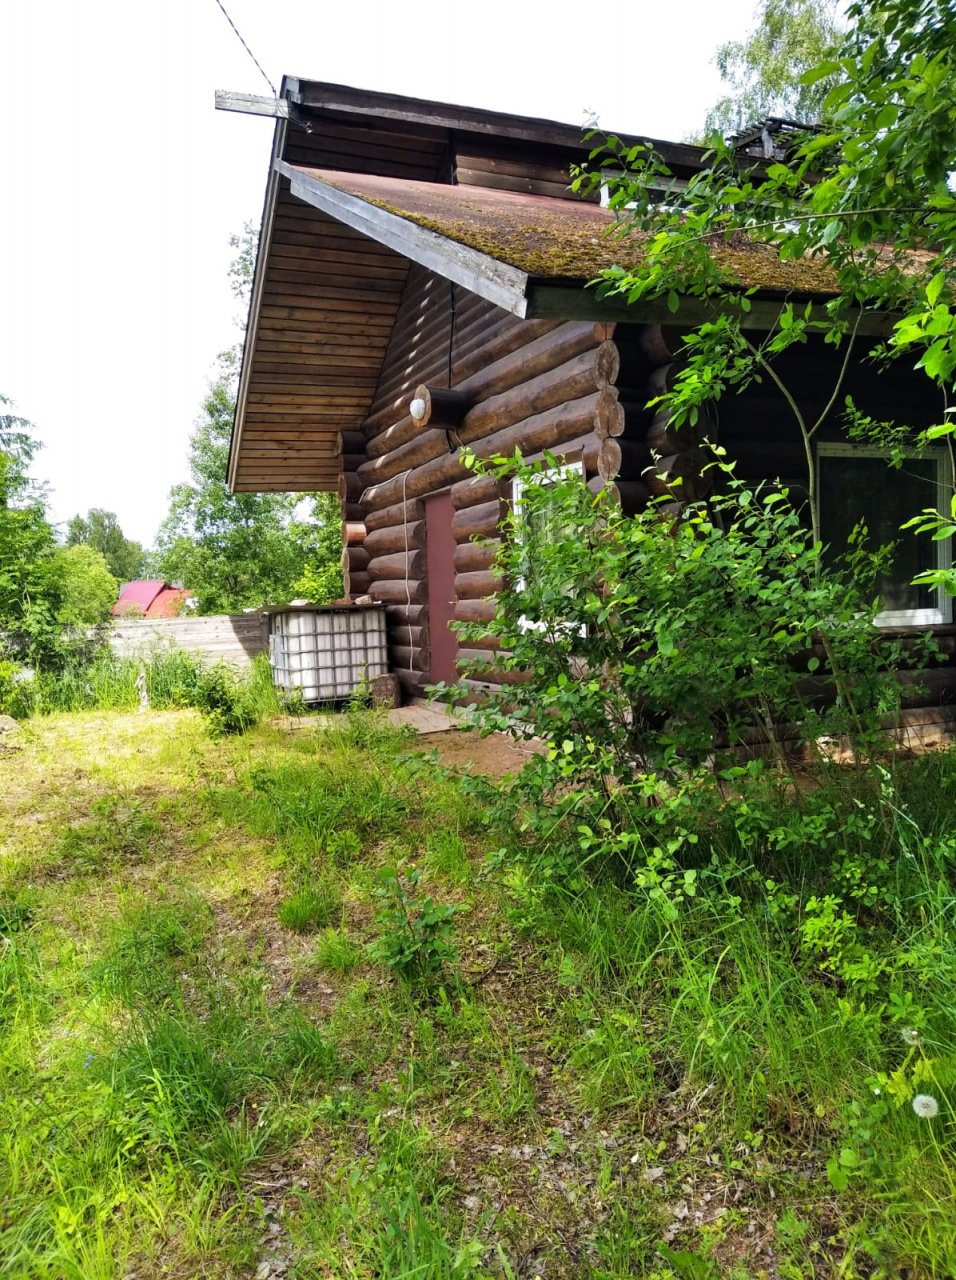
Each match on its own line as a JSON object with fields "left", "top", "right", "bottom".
{"left": 227, "top": 115, "right": 289, "bottom": 493}
{"left": 525, "top": 281, "right": 901, "bottom": 336}
{"left": 274, "top": 161, "right": 533, "bottom": 318}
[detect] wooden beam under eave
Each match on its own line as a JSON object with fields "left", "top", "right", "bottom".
{"left": 215, "top": 90, "right": 290, "bottom": 118}
{"left": 275, "top": 160, "right": 532, "bottom": 318}
{"left": 526, "top": 283, "right": 902, "bottom": 337}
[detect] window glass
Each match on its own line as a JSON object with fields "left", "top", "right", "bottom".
{"left": 819, "top": 451, "right": 944, "bottom": 621}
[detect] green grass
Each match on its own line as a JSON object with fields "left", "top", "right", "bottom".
{"left": 1, "top": 707, "right": 955, "bottom": 1278}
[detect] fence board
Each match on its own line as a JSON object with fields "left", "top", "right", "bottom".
{"left": 108, "top": 615, "right": 268, "bottom": 668}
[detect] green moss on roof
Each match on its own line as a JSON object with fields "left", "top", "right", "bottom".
{"left": 307, "top": 168, "right": 844, "bottom": 295}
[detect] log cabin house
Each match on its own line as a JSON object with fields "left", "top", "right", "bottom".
{"left": 224, "top": 80, "right": 954, "bottom": 734}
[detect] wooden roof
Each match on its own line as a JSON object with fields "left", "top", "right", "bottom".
{"left": 228, "top": 82, "right": 714, "bottom": 493}
{"left": 229, "top": 82, "right": 902, "bottom": 495}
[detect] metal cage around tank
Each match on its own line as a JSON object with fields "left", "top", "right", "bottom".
{"left": 266, "top": 605, "right": 389, "bottom": 703}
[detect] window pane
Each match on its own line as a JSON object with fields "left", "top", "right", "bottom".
{"left": 820, "top": 454, "right": 938, "bottom": 614}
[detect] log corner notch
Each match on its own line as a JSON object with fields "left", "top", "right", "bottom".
{"left": 410, "top": 384, "right": 474, "bottom": 430}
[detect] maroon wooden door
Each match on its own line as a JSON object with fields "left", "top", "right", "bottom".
{"left": 424, "top": 492, "right": 459, "bottom": 685}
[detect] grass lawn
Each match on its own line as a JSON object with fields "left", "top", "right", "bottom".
{"left": 1, "top": 709, "right": 954, "bottom": 1279}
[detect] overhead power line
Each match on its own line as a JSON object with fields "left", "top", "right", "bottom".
{"left": 211, "top": 0, "right": 277, "bottom": 98}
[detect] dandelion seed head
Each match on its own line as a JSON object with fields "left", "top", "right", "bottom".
{"left": 912, "top": 1093, "right": 939, "bottom": 1119}
{"left": 901, "top": 1027, "right": 920, "bottom": 1046}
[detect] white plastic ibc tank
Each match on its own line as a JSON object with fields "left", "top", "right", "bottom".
{"left": 268, "top": 606, "right": 388, "bottom": 702}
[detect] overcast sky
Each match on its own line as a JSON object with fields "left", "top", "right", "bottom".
{"left": 0, "top": 0, "right": 758, "bottom": 547}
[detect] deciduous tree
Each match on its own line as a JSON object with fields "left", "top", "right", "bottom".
{"left": 704, "top": 0, "right": 844, "bottom": 137}
{"left": 66, "top": 508, "right": 145, "bottom": 583}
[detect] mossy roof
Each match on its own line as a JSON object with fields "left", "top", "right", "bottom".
{"left": 290, "top": 167, "right": 845, "bottom": 296}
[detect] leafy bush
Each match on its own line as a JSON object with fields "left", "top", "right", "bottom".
{"left": 453, "top": 453, "right": 931, "bottom": 892}
{"left": 192, "top": 663, "right": 260, "bottom": 737}
{"left": 369, "top": 866, "right": 463, "bottom": 985}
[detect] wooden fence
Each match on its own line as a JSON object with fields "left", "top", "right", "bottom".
{"left": 108, "top": 615, "right": 268, "bottom": 668}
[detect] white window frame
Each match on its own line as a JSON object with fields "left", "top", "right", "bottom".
{"left": 817, "top": 442, "right": 953, "bottom": 628}
{"left": 512, "top": 461, "right": 586, "bottom": 633}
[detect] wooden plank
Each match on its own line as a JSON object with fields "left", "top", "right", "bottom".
{"left": 278, "top": 161, "right": 531, "bottom": 317}
{"left": 215, "top": 90, "right": 289, "bottom": 118}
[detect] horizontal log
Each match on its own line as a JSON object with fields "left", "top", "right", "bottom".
{"left": 384, "top": 603, "right": 426, "bottom": 627}
{"left": 450, "top": 473, "right": 504, "bottom": 510}
{"left": 616, "top": 437, "right": 653, "bottom": 477}
{"left": 367, "top": 312, "right": 538, "bottom": 431}
{"left": 339, "top": 430, "right": 366, "bottom": 454}
{"left": 344, "top": 502, "right": 363, "bottom": 522}
{"left": 368, "top": 314, "right": 584, "bottom": 435}
{"left": 345, "top": 521, "right": 366, "bottom": 545}
{"left": 348, "top": 572, "right": 371, "bottom": 596}
{"left": 637, "top": 324, "right": 690, "bottom": 366}
{"left": 357, "top": 428, "right": 449, "bottom": 488}
{"left": 458, "top": 320, "right": 610, "bottom": 406}
{"left": 339, "top": 472, "right": 363, "bottom": 502}
{"left": 645, "top": 410, "right": 713, "bottom": 453}
{"left": 365, "top": 497, "right": 424, "bottom": 533}
{"left": 455, "top": 629, "right": 501, "bottom": 652}
{"left": 643, "top": 450, "right": 713, "bottom": 500}
{"left": 395, "top": 667, "right": 428, "bottom": 695}
{"left": 454, "top": 598, "right": 498, "bottom": 625}
{"left": 454, "top": 540, "right": 500, "bottom": 574}
{"left": 525, "top": 431, "right": 602, "bottom": 474}
{"left": 597, "top": 478, "right": 653, "bottom": 515}
{"left": 363, "top": 520, "right": 426, "bottom": 556}
{"left": 646, "top": 362, "right": 687, "bottom": 400}
{"left": 389, "top": 625, "right": 427, "bottom": 653}
{"left": 455, "top": 570, "right": 502, "bottom": 600}
{"left": 369, "top": 449, "right": 472, "bottom": 509}
{"left": 342, "top": 453, "right": 364, "bottom": 474}
{"left": 344, "top": 546, "right": 370, "bottom": 572}
{"left": 413, "top": 384, "right": 473, "bottom": 428}
{"left": 364, "top": 412, "right": 419, "bottom": 462}
{"left": 367, "top": 550, "right": 426, "bottom": 581}
{"left": 456, "top": 649, "right": 530, "bottom": 685}
{"left": 369, "top": 578, "right": 427, "bottom": 606}
{"left": 452, "top": 501, "right": 503, "bottom": 544}
{"left": 389, "top": 646, "right": 423, "bottom": 670}
{"left": 456, "top": 344, "right": 620, "bottom": 445}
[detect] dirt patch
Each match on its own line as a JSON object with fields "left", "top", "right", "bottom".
{"left": 415, "top": 729, "right": 545, "bottom": 778}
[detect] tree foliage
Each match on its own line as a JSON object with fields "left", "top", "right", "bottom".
{"left": 0, "top": 395, "right": 62, "bottom": 665}
{"left": 579, "top": 0, "right": 956, "bottom": 584}
{"left": 66, "top": 508, "right": 145, "bottom": 583}
{"left": 704, "top": 0, "right": 845, "bottom": 137}
{"left": 52, "top": 545, "right": 118, "bottom": 628}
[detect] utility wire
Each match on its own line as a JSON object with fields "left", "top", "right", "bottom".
{"left": 211, "top": 0, "right": 277, "bottom": 98}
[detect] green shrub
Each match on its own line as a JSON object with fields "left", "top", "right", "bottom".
{"left": 194, "top": 663, "right": 259, "bottom": 737}
{"left": 369, "top": 866, "right": 463, "bottom": 985}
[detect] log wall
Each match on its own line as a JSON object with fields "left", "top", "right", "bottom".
{"left": 357, "top": 288, "right": 956, "bottom": 717}
{"left": 356, "top": 263, "right": 621, "bottom": 691}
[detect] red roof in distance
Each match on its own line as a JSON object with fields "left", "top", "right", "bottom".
{"left": 113, "top": 581, "right": 191, "bottom": 619}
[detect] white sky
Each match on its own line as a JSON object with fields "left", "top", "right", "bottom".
{"left": 0, "top": 0, "right": 758, "bottom": 547}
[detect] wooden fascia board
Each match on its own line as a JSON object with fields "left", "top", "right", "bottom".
{"left": 275, "top": 160, "right": 532, "bottom": 316}
{"left": 525, "top": 282, "right": 901, "bottom": 336}
{"left": 284, "top": 81, "right": 707, "bottom": 174}
{"left": 228, "top": 116, "right": 289, "bottom": 493}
